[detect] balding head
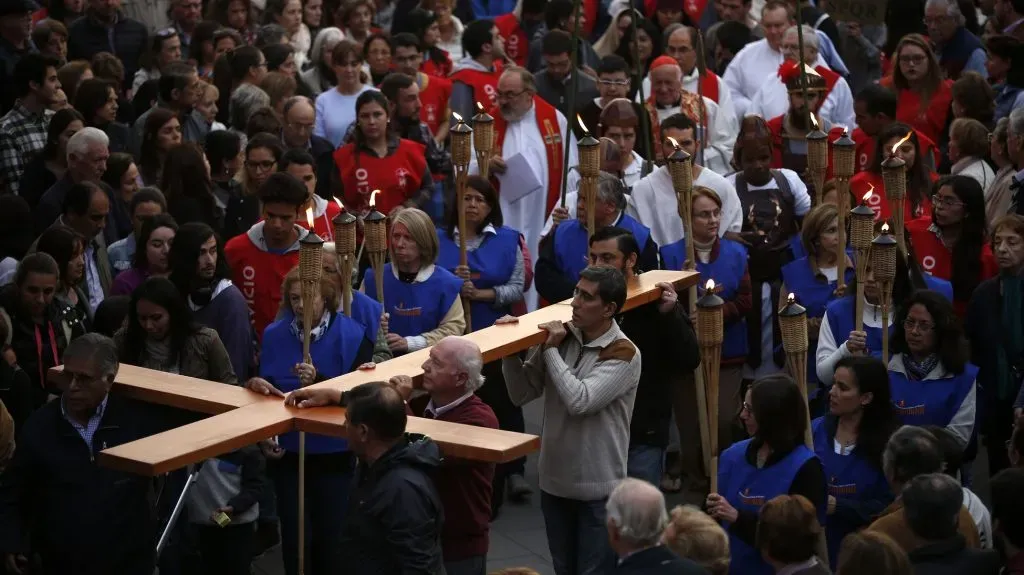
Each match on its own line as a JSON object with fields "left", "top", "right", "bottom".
{"left": 422, "top": 336, "right": 486, "bottom": 397}
{"left": 664, "top": 26, "right": 698, "bottom": 74}
{"left": 781, "top": 25, "right": 819, "bottom": 64}
{"left": 282, "top": 96, "right": 315, "bottom": 147}
{"left": 606, "top": 478, "right": 669, "bottom": 552}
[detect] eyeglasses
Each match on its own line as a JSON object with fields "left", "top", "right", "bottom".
{"left": 899, "top": 54, "right": 927, "bottom": 65}
{"left": 598, "top": 79, "right": 630, "bottom": 87}
{"left": 931, "top": 194, "right": 963, "bottom": 208}
{"left": 741, "top": 401, "right": 752, "bottom": 413}
{"left": 496, "top": 89, "right": 526, "bottom": 100}
{"left": 246, "top": 160, "right": 277, "bottom": 170}
{"left": 288, "top": 121, "right": 315, "bottom": 132}
{"left": 902, "top": 318, "right": 935, "bottom": 333}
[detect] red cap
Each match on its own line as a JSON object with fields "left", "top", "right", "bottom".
{"left": 649, "top": 55, "right": 680, "bottom": 71}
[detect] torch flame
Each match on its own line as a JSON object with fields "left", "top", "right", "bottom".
{"left": 369, "top": 190, "right": 379, "bottom": 209}
{"left": 787, "top": 293, "right": 795, "bottom": 305}
{"left": 305, "top": 207, "right": 314, "bottom": 228}
{"left": 577, "top": 114, "right": 588, "bottom": 134}
{"left": 452, "top": 112, "right": 463, "bottom": 122}
{"left": 890, "top": 131, "right": 913, "bottom": 156}
{"left": 705, "top": 279, "right": 715, "bottom": 291}
{"left": 881, "top": 222, "right": 890, "bottom": 233}
{"left": 667, "top": 136, "right": 680, "bottom": 149}
{"left": 476, "top": 101, "right": 485, "bottom": 112}
{"left": 863, "top": 185, "right": 874, "bottom": 202}
{"left": 333, "top": 196, "right": 344, "bottom": 210}
{"left": 810, "top": 115, "right": 819, "bottom": 130}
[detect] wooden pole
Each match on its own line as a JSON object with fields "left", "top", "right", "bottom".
{"left": 457, "top": 169, "right": 473, "bottom": 332}
{"left": 629, "top": 8, "right": 653, "bottom": 163}
{"left": 296, "top": 224, "right": 323, "bottom": 575}
{"left": 559, "top": 0, "right": 584, "bottom": 207}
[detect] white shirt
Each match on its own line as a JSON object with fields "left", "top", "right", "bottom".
{"left": 815, "top": 297, "right": 892, "bottom": 384}
{"left": 748, "top": 73, "right": 856, "bottom": 129}
{"left": 424, "top": 390, "right": 475, "bottom": 418}
{"left": 952, "top": 157, "right": 997, "bottom": 197}
{"left": 626, "top": 165, "right": 742, "bottom": 249}
{"left": 723, "top": 38, "right": 831, "bottom": 119}
{"left": 469, "top": 102, "right": 578, "bottom": 311}
{"left": 651, "top": 95, "right": 736, "bottom": 176}
{"left": 725, "top": 168, "right": 812, "bottom": 219}
{"left": 640, "top": 68, "right": 738, "bottom": 133}
{"left": 83, "top": 243, "right": 104, "bottom": 313}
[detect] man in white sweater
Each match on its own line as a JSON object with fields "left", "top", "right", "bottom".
{"left": 501, "top": 265, "right": 641, "bottom": 575}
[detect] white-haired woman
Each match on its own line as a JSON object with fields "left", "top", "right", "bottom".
{"left": 301, "top": 27, "right": 345, "bottom": 96}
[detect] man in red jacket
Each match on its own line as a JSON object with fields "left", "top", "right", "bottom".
{"left": 224, "top": 172, "right": 312, "bottom": 341}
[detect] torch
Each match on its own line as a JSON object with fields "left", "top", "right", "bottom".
{"left": 832, "top": 129, "right": 856, "bottom": 295}
{"left": 364, "top": 190, "right": 387, "bottom": 303}
{"left": 472, "top": 102, "right": 494, "bottom": 180}
{"left": 296, "top": 209, "right": 323, "bottom": 575}
{"left": 806, "top": 116, "right": 828, "bottom": 206}
{"left": 696, "top": 279, "right": 724, "bottom": 492}
{"left": 882, "top": 131, "right": 913, "bottom": 254}
{"left": 850, "top": 187, "right": 876, "bottom": 332}
{"left": 332, "top": 198, "right": 357, "bottom": 318}
{"left": 871, "top": 224, "right": 898, "bottom": 364}
{"left": 779, "top": 293, "right": 813, "bottom": 448}
{"left": 451, "top": 113, "right": 474, "bottom": 332}
{"left": 577, "top": 115, "right": 601, "bottom": 237}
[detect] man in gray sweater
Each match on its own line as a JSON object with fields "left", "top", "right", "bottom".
{"left": 501, "top": 265, "right": 641, "bottom": 575}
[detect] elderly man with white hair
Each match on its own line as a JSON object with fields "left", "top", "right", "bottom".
{"left": 35, "top": 127, "right": 111, "bottom": 233}
{"left": 925, "top": 0, "right": 988, "bottom": 81}
{"left": 606, "top": 478, "right": 708, "bottom": 574}
{"left": 748, "top": 25, "right": 855, "bottom": 129}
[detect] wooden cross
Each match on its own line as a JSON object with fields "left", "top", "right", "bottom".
{"left": 49, "top": 270, "right": 699, "bottom": 475}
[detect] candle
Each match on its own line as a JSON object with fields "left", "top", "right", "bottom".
{"left": 299, "top": 207, "right": 324, "bottom": 280}
{"left": 871, "top": 223, "right": 898, "bottom": 364}
{"left": 665, "top": 136, "right": 693, "bottom": 195}
{"left": 471, "top": 101, "right": 494, "bottom": 154}
{"left": 364, "top": 190, "right": 387, "bottom": 303}
{"left": 778, "top": 293, "right": 812, "bottom": 447}
{"left": 882, "top": 131, "right": 912, "bottom": 253}
{"left": 577, "top": 115, "right": 600, "bottom": 178}
{"left": 695, "top": 278, "right": 723, "bottom": 493}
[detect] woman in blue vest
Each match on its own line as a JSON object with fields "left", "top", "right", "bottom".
{"left": 435, "top": 175, "right": 533, "bottom": 509}
{"left": 788, "top": 180, "right": 840, "bottom": 261}
{"left": 813, "top": 356, "right": 899, "bottom": 569}
{"left": 661, "top": 186, "right": 752, "bottom": 451}
{"left": 362, "top": 207, "right": 465, "bottom": 354}
{"left": 322, "top": 241, "right": 390, "bottom": 364}
{"left": 705, "top": 374, "right": 826, "bottom": 575}
{"left": 245, "top": 267, "right": 373, "bottom": 575}
{"left": 889, "top": 289, "right": 977, "bottom": 451}
{"left": 782, "top": 204, "right": 855, "bottom": 417}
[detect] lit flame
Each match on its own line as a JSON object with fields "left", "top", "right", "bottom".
{"left": 890, "top": 131, "right": 913, "bottom": 156}
{"left": 787, "top": 293, "right": 795, "bottom": 305}
{"left": 333, "top": 196, "right": 344, "bottom": 210}
{"left": 577, "top": 114, "right": 589, "bottom": 134}
{"left": 881, "top": 222, "right": 890, "bottom": 233}
{"left": 667, "top": 136, "right": 680, "bottom": 149}
{"left": 305, "top": 207, "right": 314, "bottom": 228}
{"left": 452, "top": 112, "right": 463, "bottom": 122}
{"left": 810, "top": 115, "right": 818, "bottom": 130}
{"left": 476, "top": 101, "right": 485, "bottom": 112}
{"left": 863, "top": 185, "right": 874, "bottom": 202}
{"left": 706, "top": 279, "right": 715, "bottom": 291}
{"left": 369, "top": 190, "right": 379, "bottom": 209}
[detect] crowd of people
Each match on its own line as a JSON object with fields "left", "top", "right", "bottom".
{"left": 0, "top": 0, "right": 1021, "bottom": 572}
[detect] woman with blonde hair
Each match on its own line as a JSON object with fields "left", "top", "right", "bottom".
{"left": 948, "top": 117, "right": 996, "bottom": 194}
{"left": 881, "top": 34, "right": 953, "bottom": 145}
{"left": 662, "top": 506, "right": 730, "bottom": 575}
{"left": 361, "top": 207, "right": 465, "bottom": 355}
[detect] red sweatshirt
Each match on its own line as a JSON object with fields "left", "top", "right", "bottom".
{"left": 296, "top": 195, "right": 342, "bottom": 241}
{"left": 224, "top": 222, "right": 309, "bottom": 340}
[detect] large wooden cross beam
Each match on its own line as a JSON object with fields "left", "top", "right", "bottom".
{"left": 49, "top": 270, "right": 699, "bottom": 476}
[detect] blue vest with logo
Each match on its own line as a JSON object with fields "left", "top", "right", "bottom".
{"left": 889, "top": 358, "right": 978, "bottom": 428}
{"left": 553, "top": 215, "right": 651, "bottom": 284}
{"left": 363, "top": 263, "right": 463, "bottom": 338}
{"left": 260, "top": 312, "right": 365, "bottom": 453}
{"left": 719, "top": 439, "right": 820, "bottom": 575}
{"left": 436, "top": 225, "right": 520, "bottom": 331}
{"left": 350, "top": 290, "right": 384, "bottom": 346}
{"left": 782, "top": 256, "right": 855, "bottom": 395}
{"left": 812, "top": 417, "right": 892, "bottom": 569}
{"left": 662, "top": 238, "right": 749, "bottom": 359}
{"left": 824, "top": 297, "right": 891, "bottom": 363}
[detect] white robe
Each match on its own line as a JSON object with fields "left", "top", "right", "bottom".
{"left": 651, "top": 95, "right": 737, "bottom": 176}
{"left": 626, "top": 165, "right": 742, "bottom": 250}
{"left": 640, "top": 68, "right": 739, "bottom": 132}
{"left": 542, "top": 150, "right": 647, "bottom": 237}
{"left": 747, "top": 73, "right": 856, "bottom": 130}
{"left": 469, "top": 103, "right": 578, "bottom": 311}
{"left": 723, "top": 39, "right": 831, "bottom": 119}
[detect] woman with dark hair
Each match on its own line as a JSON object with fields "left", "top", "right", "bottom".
{"left": 986, "top": 35, "right": 1024, "bottom": 122}
{"left": 35, "top": 225, "right": 91, "bottom": 328}
{"left": 263, "top": 43, "right": 299, "bottom": 77}
{"left": 336, "top": 0, "right": 376, "bottom": 47}
{"left": 889, "top": 290, "right": 977, "bottom": 450}
{"left": 881, "top": 34, "right": 953, "bottom": 145}
{"left": 951, "top": 71, "right": 996, "bottom": 128}
{"left": 111, "top": 214, "right": 178, "bottom": 296}
{"left": 205, "top": 0, "right": 257, "bottom": 44}
{"left": 755, "top": 495, "right": 830, "bottom": 575}
{"left": 101, "top": 152, "right": 141, "bottom": 244}
{"left": 263, "top": 0, "right": 309, "bottom": 68}
{"left": 204, "top": 129, "right": 245, "bottom": 216}
{"left": 161, "top": 142, "right": 222, "bottom": 231}
{"left": 223, "top": 133, "right": 285, "bottom": 238}
{"left": 406, "top": 9, "right": 451, "bottom": 78}
{"left": 139, "top": 108, "right": 183, "bottom": 185}
{"left": 705, "top": 374, "right": 826, "bottom": 575}
{"left": 73, "top": 78, "right": 130, "bottom": 153}
{"left": 17, "top": 108, "right": 84, "bottom": 208}
{"left": 115, "top": 277, "right": 236, "bottom": 383}
{"left": 132, "top": 28, "right": 182, "bottom": 97}
{"left": 304, "top": 0, "right": 322, "bottom": 38}
{"left": 187, "top": 20, "right": 224, "bottom": 79}
{"left": 313, "top": 40, "right": 373, "bottom": 147}
{"left": 850, "top": 122, "right": 937, "bottom": 226}
{"left": 333, "top": 90, "right": 432, "bottom": 215}
{"left": 615, "top": 16, "right": 660, "bottom": 99}
{"left": 813, "top": 355, "right": 899, "bottom": 568}
{"left": 907, "top": 175, "right": 997, "bottom": 316}
{"left": 57, "top": 60, "right": 92, "bottom": 104}
{"left": 363, "top": 33, "right": 392, "bottom": 86}
{"left": 213, "top": 45, "right": 268, "bottom": 125}
{"left": 243, "top": 266, "right": 372, "bottom": 575}
{"left": 967, "top": 215, "right": 1024, "bottom": 476}
{"left": 301, "top": 27, "right": 343, "bottom": 96}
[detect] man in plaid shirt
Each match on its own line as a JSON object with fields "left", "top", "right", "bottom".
{"left": 0, "top": 53, "right": 60, "bottom": 196}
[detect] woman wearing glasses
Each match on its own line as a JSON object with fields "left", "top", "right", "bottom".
{"left": 907, "top": 175, "right": 997, "bottom": 317}
{"left": 880, "top": 34, "right": 953, "bottom": 145}
{"left": 224, "top": 133, "right": 284, "bottom": 239}
{"left": 888, "top": 290, "right": 977, "bottom": 453}
{"left": 850, "top": 122, "right": 937, "bottom": 226}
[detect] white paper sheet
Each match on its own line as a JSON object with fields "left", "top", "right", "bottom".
{"left": 496, "top": 153, "right": 543, "bottom": 203}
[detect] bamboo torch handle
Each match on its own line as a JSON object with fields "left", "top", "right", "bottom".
{"left": 456, "top": 170, "right": 473, "bottom": 333}
{"left": 688, "top": 283, "right": 712, "bottom": 476}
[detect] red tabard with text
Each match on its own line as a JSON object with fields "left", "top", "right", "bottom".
{"left": 334, "top": 139, "right": 428, "bottom": 215}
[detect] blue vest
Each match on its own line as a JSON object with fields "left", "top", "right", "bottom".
{"left": 719, "top": 439, "right": 820, "bottom": 575}
{"left": 789, "top": 235, "right": 806, "bottom": 261}
{"left": 436, "top": 226, "right": 520, "bottom": 331}
{"left": 363, "top": 263, "right": 463, "bottom": 338}
{"left": 923, "top": 274, "right": 954, "bottom": 303}
{"left": 552, "top": 215, "right": 652, "bottom": 284}
{"left": 662, "top": 238, "right": 749, "bottom": 359}
{"left": 350, "top": 290, "right": 384, "bottom": 346}
{"left": 812, "top": 417, "right": 892, "bottom": 569}
{"left": 782, "top": 256, "right": 855, "bottom": 394}
{"left": 824, "top": 297, "right": 890, "bottom": 365}
{"left": 260, "top": 312, "right": 365, "bottom": 453}
{"left": 889, "top": 359, "right": 978, "bottom": 429}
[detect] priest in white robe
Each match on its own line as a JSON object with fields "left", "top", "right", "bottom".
{"left": 627, "top": 112, "right": 743, "bottom": 249}
{"left": 748, "top": 25, "right": 856, "bottom": 129}
{"left": 469, "top": 66, "right": 578, "bottom": 310}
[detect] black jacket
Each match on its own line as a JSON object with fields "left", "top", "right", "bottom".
{"left": 614, "top": 545, "right": 709, "bottom": 574}
{"left": 0, "top": 361, "right": 32, "bottom": 435}
{"left": 310, "top": 134, "right": 338, "bottom": 200}
{"left": 618, "top": 299, "right": 699, "bottom": 448}
{"left": 908, "top": 535, "right": 1001, "bottom": 575}
{"left": 224, "top": 193, "right": 261, "bottom": 241}
{"left": 0, "top": 394, "right": 162, "bottom": 575}
{"left": 339, "top": 434, "right": 445, "bottom": 575}
{"left": 67, "top": 12, "right": 148, "bottom": 84}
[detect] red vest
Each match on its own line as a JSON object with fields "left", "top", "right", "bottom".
{"left": 419, "top": 73, "right": 452, "bottom": 136}
{"left": 333, "top": 139, "right": 428, "bottom": 216}
{"left": 853, "top": 127, "right": 941, "bottom": 174}
{"left": 421, "top": 51, "right": 453, "bottom": 79}
{"left": 849, "top": 170, "right": 935, "bottom": 224}
{"left": 684, "top": 0, "right": 709, "bottom": 23}
{"left": 296, "top": 200, "right": 342, "bottom": 241}
{"left": 765, "top": 114, "right": 845, "bottom": 177}
{"left": 495, "top": 13, "right": 528, "bottom": 66}
{"left": 907, "top": 219, "right": 997, "bottom": 316}
{"left": 224, "top": 233, "right": 300, "bottom": 341}
{"left": 492, "top": 97, "right": 564, "bottom": 214}
{"left": 881, "top": 77, "right": 954, "bottom": 146}
{"left": 451, "top": 63, "right": 503, "bottom": 110}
